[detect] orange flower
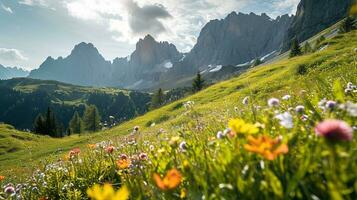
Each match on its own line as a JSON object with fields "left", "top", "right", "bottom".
{"left": 244, "top": 135, "right": 288, "bottom": 160}
{"left": 0, "top": 176, "right": 5, "bottom": 181}
{"left": 153, "top": 168, "right": 182, "bottom": 191}
{"left": 87, "top": 144, "right": 96, "bottom": 149}
{"left": 106, "top": 146, "right": 115, "bottom": 154}
{"left": 117, "top": 158, "right": 131, "bottom": 169}
{"left": 69, "top": 147, "right": 81, "bottom": 158}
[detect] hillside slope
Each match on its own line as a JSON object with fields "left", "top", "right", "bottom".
{"left": 0, "top": 31, "right": 356, "bottom": 187}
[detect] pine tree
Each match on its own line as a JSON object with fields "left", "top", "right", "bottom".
{"left": 150, "top": 88, "right": 164, "bottom": 109}
{"left": 289, "top": 38, "right": 302, "bottom": 58}
{"left": 303, "top": 42, "right": 312, "bottom": 54}
{"left": 69, "top": 111, "right": 83, "bottom": 134}
{"left": 252, "top": 58, "right": 263, "bottom": 67}
{"left": 44, "top": 107, "right": 58, "bottom": 137}
{"left": 33, "top": 114, "right": 45, "bottom": 134}
{"left": 83, "top": 105, "right": 101, "bottom": 132}
{"left": 192, "top": 72, "right": 204, "bottom": 92}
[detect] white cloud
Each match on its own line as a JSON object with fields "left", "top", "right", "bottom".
{"left": 273, "top": 0, "right": 300, "bottom": 14}
{"left": 63, "top": 0, "right": 299, "bottom": 53}
{"left": 0, "top": 48, "right": 28, "bottom": 62}
{"left": 1, "top": 4, "right": 13, "bottom": 13}
{"left": 19, "top": 0, "right": 48, "bottom": 7}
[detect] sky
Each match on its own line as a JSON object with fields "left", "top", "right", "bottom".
{"left": 0, "top": 0, "right": 300, "bottom": 70}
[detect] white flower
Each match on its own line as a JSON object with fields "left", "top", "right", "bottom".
{"left": 179, "top": 141, "right": 187, "bottom": 151}
{"left": 282, "top": 95, "right": 291, "bottom": 100}
{"left": 223, "top": 128, "right": 231, "bottom": 136}
{"left": 242, "top": 96, "right": 249, "bottom": 105}
{"left": 216, "top": 131, "right": 224, "bottom": 139}
{"left": 295, "top": 105, "right": 305, "bottom": 113}
{"left": 268, "top": 98, "right": 280, "bottom": 107}
{"left": 275, "top": 112, "right": 294, "bottom": 129}
{"left": 346, "top": 101, "right": 357, "bottom": 117}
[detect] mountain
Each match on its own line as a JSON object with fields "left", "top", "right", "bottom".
{"left": 0, "top": 65, "right": 29, "bottom": 80}
{"left": 282, "top": 0, "right": 352, "bottom": 50}
{"left": 175, "top": 12, "right": 293, "bottom": 74}
{"left": 29, "top": 42, "right": 112, "bottom": 86}
{"left": 111, "top": 35, "right": 183, "bottom": 89}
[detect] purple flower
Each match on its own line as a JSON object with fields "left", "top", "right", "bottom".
{"left": 325, "top": 100, "right": 337, "bottom": 109}
{"left": 179, "top": 141, "right": 187, "bottom": 151}
{"left": 4, "top": 186, "right": 15, "bottom": 195}
{"left": 268, "top": 98, "right": 280, "bottom": 107}
{"left": 315, "top": 120, "right": 353, "bottom": 141}
{"left": 282, "top": 95, "right": 291, "bottom": 101}
{"left": 295, "top": 105, "right": 305, "bottom": 113}
{"left": 242, "top": 96, "right": 249, "bottom": 105}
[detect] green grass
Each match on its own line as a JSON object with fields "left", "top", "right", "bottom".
{"left": 0, "top": 31, "right": 356, "bottom": 199}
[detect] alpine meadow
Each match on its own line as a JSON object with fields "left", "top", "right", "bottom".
{"left": 0, "top": 0, "right": 356, "bottom": 200}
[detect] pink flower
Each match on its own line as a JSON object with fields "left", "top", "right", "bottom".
{"left": 315, "top": 120, "right": 353, "bottom": 141}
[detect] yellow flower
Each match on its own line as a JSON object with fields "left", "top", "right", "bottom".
{"left": 244, "top": 135, "right": 289, "bottom": 160}
{"left": 228, "top": 119, "right": 259, "bottom": 136}
{"left": 153, "top": 168, "right": 182, "bottom": 191}
{"left": 87, "top": 144, "right": 96, "bottom": 149}
{"left": 180, "top": 188, "right": 187, "bottom": 199}
{"left": 87, "top": 184, "right": 129, "bottom": 200}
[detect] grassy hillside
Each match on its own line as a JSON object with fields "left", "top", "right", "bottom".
{"left": 0, "top": 31, "right": 356, "bottom": 199}
{"left": 0, "top": 78, "right": 151, "bottom": 130}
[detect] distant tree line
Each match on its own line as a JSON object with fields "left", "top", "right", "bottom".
{"left": 0, "top": 86, "right": 151, "bottom": 134}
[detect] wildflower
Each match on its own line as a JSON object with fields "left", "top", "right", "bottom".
{"left": 179, "top": 141, "right": 187, "bottom": 151}
{"left": 242, "top": 96, "right": 249, "bottom": 105}
{"left": 69, "top": 148, "right": 80, "bottom": 158}
{"left": 116, "top": 158, "right": 131, "bottom": 169}
{"left": 223, "top": 128, "right": 231, "bottom": 136}
{"left": 105, "top": 146, "right": 115, "bottom": 154}
{"left": 318, "top": 98, "right": 327, "bottom": 110}
{"left": 282, "top": 95, "right": 291, "bottom": 100}
{"left": 345, "top": 101, "right": 357, "bottom": 117}
{"left": 153, "top": 169, "right": 182, "bottom": 191}
{"left": 119, "top": 154, "right": 128, "bottom": 160}
{"left": 133, "top": 126, "right": 140, "bottom": 132}
{"left": 228, "top": 119, "right": 259, "bottom": 136}
{"left": 183, "top": 160, "right": 190, "bottom": 169}
{"left": 180, "top": 188, "right": 187, "bottom": 199}
{"left": 87, "top": 184, "right": 129, "bottom": 200}
{"left": 87, "top": 144, "right": 96, "bottom": 149}
{"left": 268, "top": 98, "right": 280, "bottom": 107}
{"left": 244, "top": 135, "right": 289, "bottom": 160}
{"left": 216, "top": 131, "right": 224, "bottom": 139}
{"left": 275, "top": 112, "right": 294, "bottom": 129}
{"left": 149, "top": 145, "right": 155, "bottom": 151}
{"left": 301, "top": 114, "right": 309, "bottom": 121}
{"left": 139, "top": 153, "right": 148, "bottom": 161}
{"left": 325, "top": 100, "right": 336, "bottom": 109}
{"left": 315, "top": 120, "right": 353, "bottom": 141}
{"left": 295, "top": 105, "right": 305, "bottom": 113}
{"left": 169, "top": 136, "right": 181, "bottom": 147}
{"left": 0, "top": 176, "right": 4, "bottom": 181}
{"left": 4, "top": 185, "right": 15, "bottom": 195}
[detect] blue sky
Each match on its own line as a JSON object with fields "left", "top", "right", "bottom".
{"left": 0, "top": 0, "right": 299, "bottom": 70}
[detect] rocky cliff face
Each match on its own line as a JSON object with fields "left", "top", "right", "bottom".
{"left": 282, "top": 0, "right": 352, "bottom": 50}
{"left": 178, "top": 12, "right": 293, "bottom": 73}
{"left": 111, "top": 35, "right": 183, "bottom": 89}
{"left": 29, "top": 42, "right": 112, "bottom": 86}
